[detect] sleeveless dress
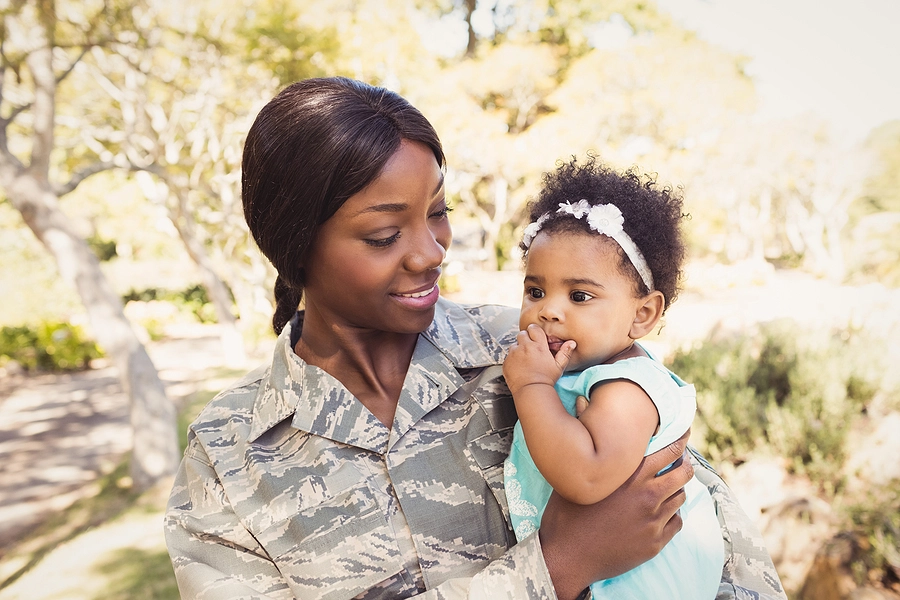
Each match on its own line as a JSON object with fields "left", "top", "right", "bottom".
{"left": 504, "top": 348, "right": 725, "bottom": 599}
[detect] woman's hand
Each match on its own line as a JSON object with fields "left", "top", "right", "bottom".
{"left": 538, "top": 429, "right": 693, "bottom": 600}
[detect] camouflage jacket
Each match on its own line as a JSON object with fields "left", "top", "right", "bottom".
{"left": 165, "top": 298, "right": 786, "bottom": 600}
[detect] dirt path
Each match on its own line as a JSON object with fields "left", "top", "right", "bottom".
{"left": 0, "top": 324, "right": 266, "bottom": 553}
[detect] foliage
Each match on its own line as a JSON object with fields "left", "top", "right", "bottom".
{"left": 236, "top": 0, "right": 338, "bottom": 86}
{"left": 0, "top": 321, "right": 103, "bottom": 372}
{"left": 860, "top": 119, "right": 900, "bottom": 214}
{"left": 668, "top": 319, "right": 884, "bottom": 490}
{"left": 840, "top": 482, "right": 900, "bottom": 588}
{"left": 86, "top": 234, "right": 119, "bottom": 262}
{"left": 845, "top": 119, "right": 900, "bottom": 287}
{"left": 122, "top": 284, "right": 219, "bottom": 323}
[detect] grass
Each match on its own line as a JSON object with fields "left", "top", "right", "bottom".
{"left": 0, "top": 461, "right": 141, "bottom": 592}
{"left": 92, "top": 547, "right": 180, "bottom": 600}
{"left": 0, "top": 366, "right": 242, "bottom": 599}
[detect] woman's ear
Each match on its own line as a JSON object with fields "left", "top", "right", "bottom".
{"left": 629, "top": 291, "right": 665, "bottom": 339}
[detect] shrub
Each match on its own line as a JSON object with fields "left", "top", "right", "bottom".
{"left": 841, "top": 482, "right": 900, "bottom": 588}
{"left": 668, "top": 319, "right": 884, "bottom": 490}
{"left": 86, "top": 234, "right": 118, "bottom": 262}
{"left": 0, "top": 321, "right": 103, "bottom": 372}
{"left": 122, "top": 284, "right": 222, "bottom": 324}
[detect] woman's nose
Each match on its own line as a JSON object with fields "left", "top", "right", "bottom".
{"left": 406, "top": 226, "right": 448, "bottom": 272}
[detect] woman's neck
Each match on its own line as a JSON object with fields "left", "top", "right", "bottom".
{"left": 294, "top": 317, "right": 418, "bottom": 427}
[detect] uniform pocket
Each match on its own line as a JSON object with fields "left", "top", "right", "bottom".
{"left": 468, "top": 428, "right": 515, "bottom": 524}
{"left": 258, "top": 483, "right": 404, "bottom": 600}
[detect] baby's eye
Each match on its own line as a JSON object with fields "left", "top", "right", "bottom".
{"left": 526, "top": 287, "right": 544, "bottom": 299}
{"left": 570, "top": 291, "right": 591, "bottom": 302}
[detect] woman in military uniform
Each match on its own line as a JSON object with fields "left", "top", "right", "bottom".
{"left": 164, "top": 76, "right": 785, "bottom": 600}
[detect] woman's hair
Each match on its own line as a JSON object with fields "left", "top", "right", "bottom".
{"left": 242, "top": 77, "right": 445, "bottom": 334}
{"left": 523, "top": 154, "right": 687, "bottom": 311}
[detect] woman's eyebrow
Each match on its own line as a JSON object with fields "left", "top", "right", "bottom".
{"left": 357, "top": 202, "right": 408, "bottom": 215}
{"left": 355, "top": 174, "right": 445, "bottom": 216}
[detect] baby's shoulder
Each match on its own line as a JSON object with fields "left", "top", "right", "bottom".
{"left": 562, "top": 356, "right": 680, "bottom": 397}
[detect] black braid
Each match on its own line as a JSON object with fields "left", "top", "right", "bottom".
{"left": 272, "top": 275, "right": 302, "bottom": 335}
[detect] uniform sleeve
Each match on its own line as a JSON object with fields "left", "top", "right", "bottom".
{"left": 688, "top": 448, "right": 788, "bottom": 600}
{"left": 421, "top": 532, "right": 558, "bottom": 599}
{"left": 164, "top": 436, "right": 293, "bottom": 600}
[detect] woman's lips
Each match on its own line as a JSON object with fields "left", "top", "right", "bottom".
{"left": 391, "top": 283, "right": 440, "bottom": 310}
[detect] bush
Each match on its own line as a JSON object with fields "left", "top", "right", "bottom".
{"left": 841, "top": 482, "right": 900, "bottom": 587}
{"left": 86, "top": 234, "right": 118, "bottom": 262}
{"left": 122, "top": 284, "right": 221, "bottom": 324}
{"left": 0, "top": 321, "right": 103, "bottom": 372}
{"left": 668, "top": 319, "right": 884, "bottom": 490}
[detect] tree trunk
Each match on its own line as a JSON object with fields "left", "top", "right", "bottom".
{"left": 0, "top": 0, "right": 180, "bottom": 493}
{"left": 168, "top": 188, "right": 247, "bottom": 366}
{"left": 463, "top": 0, "right": 477, "bottom": 58}
{"left": 470, "top": 175, "right": 509, "bottom": 271}
{"left": 5, "top": 174, "right": 181, "bottom": 491}
{"left": 135, "top": 171, "right": 247, "bottom": 366}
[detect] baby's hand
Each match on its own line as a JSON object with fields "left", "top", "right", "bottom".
{"left": 503, "top": 324, "right": 576, "bottom": 396}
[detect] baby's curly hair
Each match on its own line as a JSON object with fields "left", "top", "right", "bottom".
{"left": 523, "top": 154, "right": 687, "bottom": 311}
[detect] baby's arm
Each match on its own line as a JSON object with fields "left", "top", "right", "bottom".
{"left": 504, "top": 325, "right": 659, "bottom": 505}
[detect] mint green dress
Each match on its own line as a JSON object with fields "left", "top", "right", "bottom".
{"left": 504, "top": 348, "right": 725, "bottom": 599}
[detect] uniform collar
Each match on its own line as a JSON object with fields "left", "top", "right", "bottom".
{"left": 248, "top": 298, "right": 508, "bottom": 450}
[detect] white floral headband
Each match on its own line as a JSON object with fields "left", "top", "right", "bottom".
{"left": 522, "top": 200, "right": 655, "bottom": 292}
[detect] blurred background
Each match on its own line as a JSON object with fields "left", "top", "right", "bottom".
{"left": 1, "top": 0, "right": 898, "bottom": 598}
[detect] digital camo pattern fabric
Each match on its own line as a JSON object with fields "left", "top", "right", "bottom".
{"left": 165, "top": 299, "right": 556, "bottom": 599}
{"left": 690, "top": 448, "right": 788, "bottom": 600}
{"left": 165, "top": 298, "right": 785, "bottom": 599}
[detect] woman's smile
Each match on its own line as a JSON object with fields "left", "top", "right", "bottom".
{"left": 392, "top": 280, "right": 441, "bottom": 308}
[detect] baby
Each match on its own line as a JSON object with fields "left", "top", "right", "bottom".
{"left": 503, "top": 155, "right": 724, "bottom": 599}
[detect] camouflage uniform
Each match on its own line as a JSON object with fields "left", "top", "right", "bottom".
{"left": 165, "top": 298, "right": 786, "bottom": 600}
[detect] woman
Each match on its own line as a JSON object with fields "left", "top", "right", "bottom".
{"left": 164, "top": 76, "right": 785, "bottom": 600}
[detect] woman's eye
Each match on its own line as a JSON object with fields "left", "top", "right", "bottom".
{"left": 431, "top": 204, "right": 453, "bottom": 219}
{"left": 571, "top": 291, "right": 591, "bottom": 302}
{"left": 526, "top": 287, "right": 544, "bottom": 299}
{"left": 364, "top": 232, "right": 400, "bottom": 248}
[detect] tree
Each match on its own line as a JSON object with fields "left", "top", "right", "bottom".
{"left": 416, "top": 1, "right": 758, "bottom": 270}
{"left": 681, "top": 115, "right": 873, "bottom": 280}
{"left": 0, "top": 0, "right": 179, "bottom": 490}
{"left": 847, "top": 120, "right": 900, "bottom": 286}
{"left": 431, "top": 41, "right": 561, "bottom": 269}
{"left": 81, "top": 1, "right": 284, "bottom": 365}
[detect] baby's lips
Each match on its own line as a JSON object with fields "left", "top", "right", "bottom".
{"left": 546, "top": 338, "right": 565, "bottom": 354}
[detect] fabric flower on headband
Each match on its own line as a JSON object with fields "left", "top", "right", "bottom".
{"left": 586, "top": 203, "right": 625, "bottom": 236}
{"left": 521, "top": 199, "right": 655, "bottom": 292}
{"left": 521, "top": 213, "right": 550, "bottom": 249}
{"left": 558, "top": 200, "right": 590, "bottom": 219}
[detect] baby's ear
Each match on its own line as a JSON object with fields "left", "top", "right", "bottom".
{"left": 630, "top": 291, "right": 664, "bottom": 339}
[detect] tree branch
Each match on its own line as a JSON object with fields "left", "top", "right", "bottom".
{"left": 53, "top": 160, "right": 117, "bottom": 196}
{"left": 56, "top": 46, "right": 90, "bottom": 86}
{"left": 0, "top": 133, "right": 26, "bottom": 181}
{"left": 1, "top": 102, "right": 33, "bottom": 130}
